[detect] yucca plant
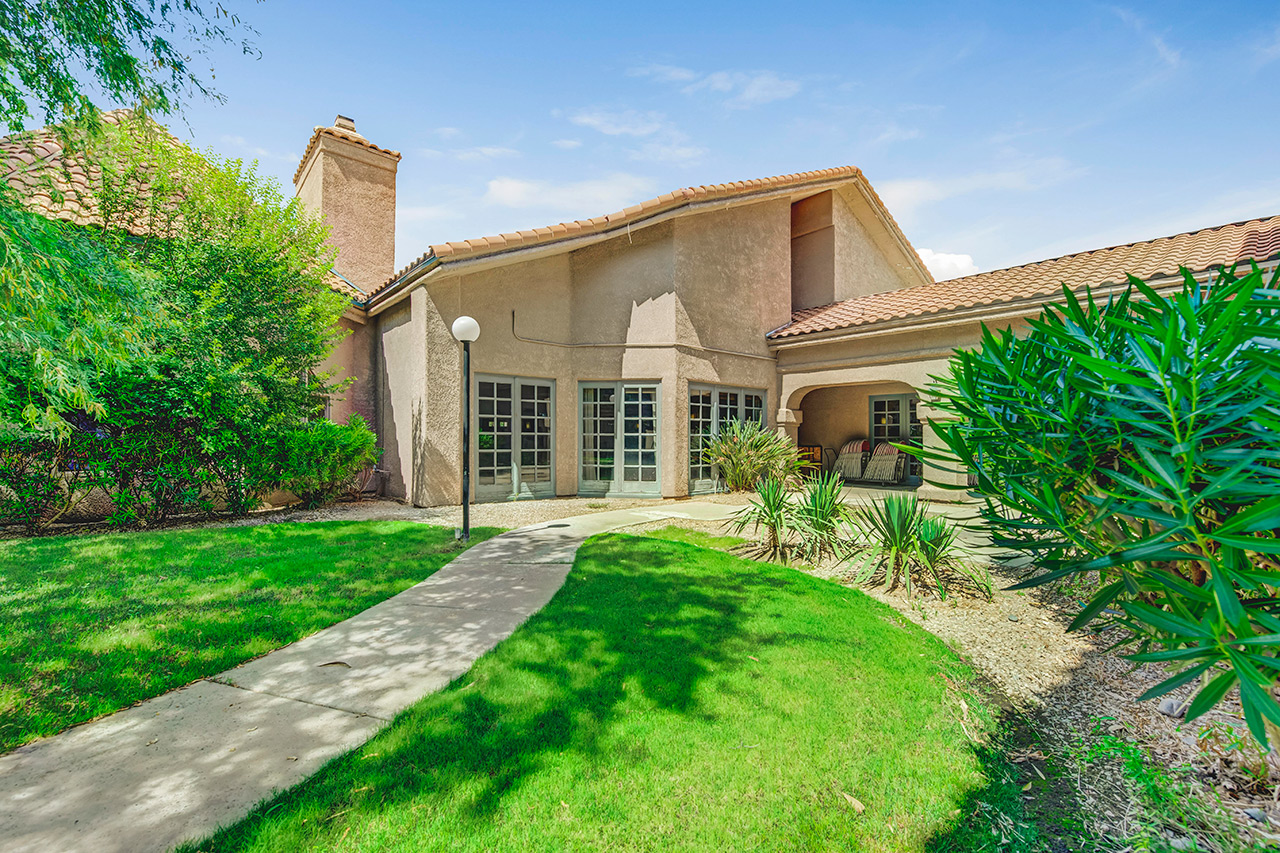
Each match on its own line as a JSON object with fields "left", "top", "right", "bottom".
{"left": 729, "top": 475, "right": 794, "bottom": 563}
{"left": 846, "top": 493, "right": 932, "bottom": 593}
{"left": 925, "top": 264, "right": 1280, "bottom": 748}
{"left": 792, "top": 468, "right": 852, "bottom": 563}
{"left": 704, "top": 419, "right": 809, "bottom": 492}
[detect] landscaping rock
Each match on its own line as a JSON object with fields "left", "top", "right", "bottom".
{"left": 1157, "top": 697, "right": 1185, "bottom": 718}
{"left": 1245, "top": 807, "right": 1268, "bottom": 823}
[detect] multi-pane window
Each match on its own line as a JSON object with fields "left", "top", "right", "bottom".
{"left": 622, "top": 385, "right": 659, "bottom": 483}
{"left": 580, "top": 386, "right": 616, "bottom": 483}
{"left": 580, "top": 382, "right": 661, "bottom": 495}
{"left": 689, "top": 384, "right": 767, "bottom": 492}
{"left": 476, "top": 376, "right": 554, "bottom": 499}
{"left": 869, "top": 394, "right": 923, "bottom": 482}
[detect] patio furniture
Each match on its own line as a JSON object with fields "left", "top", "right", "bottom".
{"left": 833, "top": 439, "right": 871, "bottom": 480}
{"left": 860, "top": 442, "right": 907, "bottom": 485}
{"left": 797, "top": 444, "right": 824, "bottom": 469}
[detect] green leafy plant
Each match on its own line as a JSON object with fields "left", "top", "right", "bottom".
{"left": 926, "top": 265, "right": 1280, "bottom": 747}
{"left": 277, "top": 415, "right": 379, "bottom": 509}
{"left": 703, "top": 419, "right": 809, "bottom": 491}
{"left": 728, "top": 476, "right": 794, "bottom": 563}
{"left": 791, "top": 469, "right": 852, "bottom": 563}
{"left": 845, "top": 494, "right": 984, "bottom": 599}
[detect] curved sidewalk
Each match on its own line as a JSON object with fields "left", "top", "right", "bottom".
{"left": 0, "top": 502, "right": 735, "bottom": 853}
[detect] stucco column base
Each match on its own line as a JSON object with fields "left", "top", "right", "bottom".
{"left": 776, "top": 407, "right": 803, "bottom": 442}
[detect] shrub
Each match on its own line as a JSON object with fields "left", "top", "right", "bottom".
{"left": 703, "top": 419, "right": 808, "bottom": 491}
{"left": 791, "top": 469, "right": 851, "bottom": 563}
{"left": 844, "top": 494, "right": 983, "bottom": 599}
{"left": 728, "top": 476, "right": 794, "bottom": 563}
{"left": 927, "top": 265, "right": 1280, "bottom": 747}
{"left": 277, "top": 415, "right": 379, "bottom": 509}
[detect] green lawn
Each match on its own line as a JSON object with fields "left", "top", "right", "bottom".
{"left": 0, "top": 520, "right": 501, "bottom": 752}
{"left": 186, "top": 533, "right": 998, "bottom": 853}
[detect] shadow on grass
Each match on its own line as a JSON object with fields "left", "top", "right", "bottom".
{"left": 0, "top": 520, "right": 502, "bottom": 752}
{"left": 190, "top": 534, "right": 996, "bottom": 852}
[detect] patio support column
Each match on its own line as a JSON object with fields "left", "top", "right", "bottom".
{"left": 776, "top": 407, "right": 802, "bottom": 443}
{"left": 916, "top": 401, "right": 970, "bottom": 502}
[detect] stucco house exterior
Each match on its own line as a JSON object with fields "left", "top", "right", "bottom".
{"left": 8, "top": 112, "right": 1277, "bottom": 508}
{"left": 301, "top": 116, "right": 1280, "bottom": 507}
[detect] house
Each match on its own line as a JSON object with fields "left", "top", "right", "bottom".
{"left": 10, "top": 113, "right": 1280, "bottom": 507}
{"left": 301, "top": 115, "right": 1280, "bottom": 506}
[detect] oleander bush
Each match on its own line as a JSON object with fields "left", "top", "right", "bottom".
{"left": 926, "top": 265, "right": 1280, "bottom": 747}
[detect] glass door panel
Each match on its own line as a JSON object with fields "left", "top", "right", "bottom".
{"left": 580, "top": 385, "right": 617, "bottom": 493}
{"left": 621, "top": 385, "right": 659, "bottom": 489}
{"left": 476, "top": 375, "right": 554, "bottom": 501}
{"left": 579, "top": 382, "right": 661, "bottom": 497}
{"left": 869, "top": 394, "right": 922, "bottom": 484}
{"left": 688, "top": 387, "right": 715, "bottom": 492}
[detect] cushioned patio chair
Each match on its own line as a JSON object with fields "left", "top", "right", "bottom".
{"left": 832, "top": 438, "right": 871, "bottom": 481}
{"left": 860, "top": 442, "right": 906, "bottom": 485}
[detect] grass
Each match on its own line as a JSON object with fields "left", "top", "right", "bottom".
{"left": 186, "top": 533, "right": 999, "bottom": 853}
{"left": 0, "top": 520, "right": 501, "bottom": 752}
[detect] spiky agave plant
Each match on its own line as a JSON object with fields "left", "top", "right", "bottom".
{"left": 792, "top": 469, "right": 852, "bottom": 564}
{"left": 846, "top": 493, "right": 930, "bottom": 594}
{"left": 728, "top": 476, "right": 794, "bottom": 563}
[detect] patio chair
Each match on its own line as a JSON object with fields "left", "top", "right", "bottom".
{"left": 832, "top": 438, "right": 871, "bottom": 481}
{"left": 860, "top": 442, "right": 906, "bottom": 485}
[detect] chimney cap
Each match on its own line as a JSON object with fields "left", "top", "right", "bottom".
{"left": 334, "top": 114, "right": 357, "bottom": 131}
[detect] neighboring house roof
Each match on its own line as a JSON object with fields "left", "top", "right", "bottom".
{"left": 292, "top": 119, "right": 401, "bottom": 185}
{"left": 371, "top": 165, "right": 927, "bottom": 300}
{"left": 1, "top": 112, "right": 362, "bottom": 302}
{"left": 2, "top": 109, "right": 137, "bottom": 230}
{"left": 769, "top": 213, "right": 1280, "bottom": 340}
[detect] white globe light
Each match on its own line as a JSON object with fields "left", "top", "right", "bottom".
{"left": 451, "top": 315, "right": 480, "bottom": 343}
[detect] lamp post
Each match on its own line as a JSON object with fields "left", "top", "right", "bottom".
{"left": 451, "top": 315, "right": 480, "bottom": 542}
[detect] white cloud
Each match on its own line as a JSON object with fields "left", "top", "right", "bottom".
{"left": 551, "top": 138, "right": 582, "bottom": 149}
{"left": 629, "top": 140, "right": 706, "bottom": 166}
{"left": 570, "top": 109, "right": 666, "bottom": 136}
{"left": 879, "top": 156, "right": 1085, "bottom": 223}
{"left": 434, "top": 127, "right": 463, "bottom": 139}
{"left": 1253, "top": 25, "right": 1280, "bottom": 68}
{"left": 628, "top": 64, "right": 699, "bottom": 83}
{"left": 681, "top": 70, "right": 801, "bottom": 108}
{"left": 452, "top": 146, "right": 520, "bottom": 162}
{"left": 872, "top": 123, "right": 922, "bottom": 145}
{"left": 484, "top": 172, "right": 657, "bottom": 213}
{"left": 219, "top": 134, "right": 298, "bottom": 164}
{"left": 916, "top": 248, "right": 979, "bottom": 280}
{"left": 1112, "top": 8, "right": 1181, "bottom": 71}
{"left": 630, "top": 65, "right": 802, "bottom": 109}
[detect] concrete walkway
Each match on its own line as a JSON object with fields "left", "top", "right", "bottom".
{"left": 0, "top": 502, "right": 735, "bottom": 853}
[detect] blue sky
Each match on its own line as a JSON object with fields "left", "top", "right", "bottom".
{"left": 162, "top": 1, "right": 1280, "bottom": 279}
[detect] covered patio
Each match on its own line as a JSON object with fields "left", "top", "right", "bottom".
{"left": 776, "top": 364, "right": 972, "bottom": 503}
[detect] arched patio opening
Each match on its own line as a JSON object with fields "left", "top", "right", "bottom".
{"left": 793, "top": 380, "right": 923, "bottom": 487}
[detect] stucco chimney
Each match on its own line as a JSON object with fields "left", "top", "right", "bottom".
{"left": 293, "top": 116, "right": 401, "bottom": 294}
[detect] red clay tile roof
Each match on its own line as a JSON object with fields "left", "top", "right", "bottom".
{"left": 292, "top": 119, "right": 401, "bottom": 185}
{"left": 769, "top": 214, "right": 1280, "bottom": 339}
{"left": 1, "top": 109, "right": 147, "bottom": 230}
{"left": 1, "top": 112, "right": 364, "bottom": 303}
{"left": 372, "top": 165, "right": 913, "bottom": 299}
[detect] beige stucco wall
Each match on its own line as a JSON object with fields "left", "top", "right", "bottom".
{"left": 322, "top": 313, "right": 377, "bottom": 427}
{"left": 831, "top": 188, "right": 916, "bottom": 301}
{"left": 376, "top": 195, "right": 803, "bottom": 506}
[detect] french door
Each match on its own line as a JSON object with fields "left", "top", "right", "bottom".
{"left": 868, "top": 394, "right": 923, "bottom": 483}
{"left": 580, "top": 382, "right": 661, "bottom": 497}
{"left": 476, "top": 375, "right": 555, "bottom": 501}
{"left": 689, "top": 384, "right": 766, "bottom": 494}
